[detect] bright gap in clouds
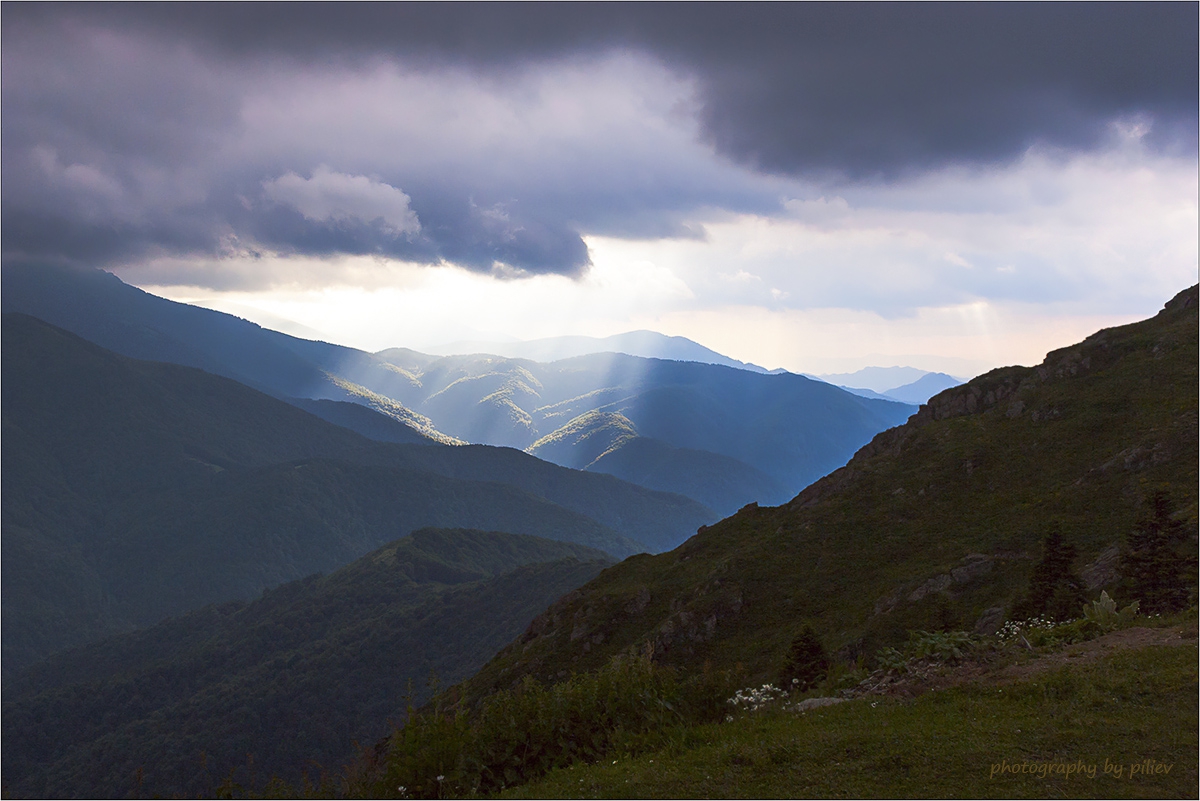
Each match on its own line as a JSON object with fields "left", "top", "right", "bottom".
{"left": 137, "top": 116, "right": 1197, "bottom": 378}
{"left": 143, "top": 253, "right": 696, "bottom": 354}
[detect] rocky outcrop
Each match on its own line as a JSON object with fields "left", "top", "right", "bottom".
{"left": 789, "top": 286, "right": 1199, "bottom": 516}
{"left": 790, "top": 697, "right": 845, "bottom": 712}
{"left": 875, "top": 554, "right": 1016, "bottom": 616}
{"left": 650, "top": 580, "right": 744, "bottom": 658}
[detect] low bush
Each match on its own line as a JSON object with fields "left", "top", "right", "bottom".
{"left": 872, "top": 630, "right": 980, "bottom": 674}
{"left": 362, "top": 654, "right": 738, "bottom": 798}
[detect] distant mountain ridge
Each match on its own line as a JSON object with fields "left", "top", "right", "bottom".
{"left": 1, "top": 314, "right": 714, "bottom": 674}
{"left": 0, "top": 261, "right": 456, "bottom": 443}
{"left": 423, "top": 330, "right": 770, "bottom": 372}
{"left": 365, "top": 350, "right": 913, "bottom": 514}
{"left": 817, "top": 366, "right": 940, "bottom": 392}
{"left": 833, "top": 371, "right": 965, "bottom": 404}
{"left": 3, "top": 263, "right": 915, "bottom": 515}
{"left": 880, "top": 371, "right": 964, "bottom": 404}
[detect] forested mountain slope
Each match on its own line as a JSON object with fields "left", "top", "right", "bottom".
{"left": 1, "top": 262, "right": 453, "bottom": 441}
{"left": 2, "top": 529, "right": 613, "bottom": 799}
{"left": 368, "top": 349, "right": 914, "bottom": 513}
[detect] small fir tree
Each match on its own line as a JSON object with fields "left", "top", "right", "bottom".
{"left": 781, "top": 625, "right": 829, "bottom": 691}
{"left": 1119, "top": 490, "right": 1190, "bottom": 614}
{"left": 1012, "top": 525, "right": 1085, "bottom": 621}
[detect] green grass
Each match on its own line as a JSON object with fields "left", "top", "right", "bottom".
{"left": 510, "top": 642, "right": 1198, "bottom": 799}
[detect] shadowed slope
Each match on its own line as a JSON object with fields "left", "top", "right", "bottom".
{"left": 2, "top": 316, "right": 712, "bottom": 674}
{"left": 2, "top": 530, "right": 614, "bottom": 800}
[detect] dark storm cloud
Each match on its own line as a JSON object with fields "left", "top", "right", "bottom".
{"left": 239, "top": 186, "right": 591, "bottom": 277}
{"left": 2, "top": 3, "right": 1195, "bottom": 277}
{"left": 14, "top": 2, "right": 1193, "bottom": 173}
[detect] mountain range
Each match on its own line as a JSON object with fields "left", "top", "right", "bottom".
{"left": 1, "top": 313, "right": 716, "bottom": 675}
{"left": 365, "top": 349, "right": 913, "bottom": 514}
{"left": 2, "top": 280, "right": 1194, "bottom": 799}
{"left": 2, "top": 263, "right": 915, "bottom": 515}
{"left": 424, "top": 330, "right": 771, "bottom": 372}
{"left": 831, "top": 371, "right": 964, "bottom": 404}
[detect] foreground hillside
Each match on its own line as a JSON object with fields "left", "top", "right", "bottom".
{"left": 510, "top": 624, "right": 1197, "bottom": 799}
{"left": 2, "top": 529, "right": 613, "bottom": 799}
{"left": 333, "top": 287, "right": 1196, "bottom": 800}
{"left": 457, "top": 285, "right": 1198, "bottom": 701}
{"left": 2, "top": 315, "right": 712, "bottom": 673}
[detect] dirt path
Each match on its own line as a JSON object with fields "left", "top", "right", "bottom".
{"left": 992, "top": 623, "right": 1197, "bottom": 683}
{"left": 850, "top": 622, "right": 1198, "bottom": 699}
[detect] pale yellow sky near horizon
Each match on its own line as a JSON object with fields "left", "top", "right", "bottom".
{"left": 142, "top": 262, "right": 1167, "bottom": 379}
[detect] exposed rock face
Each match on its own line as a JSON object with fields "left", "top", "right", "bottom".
{"left": 908, "top": 574, "right": 954, "bottom": 602}
{"left": 650, "top": 581, "right": 744, "bottom": 657}
{"left": 904, "top": 554, "right": 998, "bottom": 603}
{"left": 1081, "top": 543, "right": 1122, "bottom": 591}
{"left": 625, "top": 587, "right": 651, "bottom": 615}
{"left": 973, "top": 606, "right": 1006, "bottom": 635}
{"left": 950, "top": 556, "right": 995, "bottom": 584}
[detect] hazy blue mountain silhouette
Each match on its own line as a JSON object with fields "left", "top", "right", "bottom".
{"left": 425, "top": 330, "right": 769, "bottom": 372}
{"left": 816, "top": 366, "right": 933, "bottom": 393}
{"left": 3, "top": 263, "right": 914, "bottom": 515}
{"left": 881, "top": 372, "right": 964, "bottom": 404}
{"left": 2, "top": 315, "right": 715, "bottom": 674}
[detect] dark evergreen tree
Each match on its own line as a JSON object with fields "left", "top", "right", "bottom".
{"left": 781, "top": 625, "right": 829, "bottom": 691}
{"left": 1119, "top": 490, "right": 1191, "bottom": 614}
{"left": 1012, "top": 525, "right": 1085, "bottom": 621}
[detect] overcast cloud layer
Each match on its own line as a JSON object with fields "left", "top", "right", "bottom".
{"left": 2, "top": 3, "right": 1197, "bottom": 367}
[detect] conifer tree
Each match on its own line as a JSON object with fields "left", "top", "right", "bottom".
{"left": 1012, "top": 525, "right": 1085, "bottom": 621}
{"left": 1119, "top": 490, "right": 1190, "bottom": 614}
{"left": 781, "top": 624, "right": 829, "bottom": 691}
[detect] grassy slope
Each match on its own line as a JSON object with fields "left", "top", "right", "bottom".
{"left": 2, "top": 530, "right": 614, "bottom": 799}
{"left": 457, "top": 286, "right": 1198, "bottom": 701}
{"left": 512, "top": 636, "right": 1198, "bottom": 799}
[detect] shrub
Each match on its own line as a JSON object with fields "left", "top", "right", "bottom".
{"left": 872, "top": 630, "right": 978, "bottom": 673}
{"left": 1081, "top": 591, "right": 1140, "bottom": 632}
{"left": 907, "top": 630, "right": 976, "bottom": 663}
{"left": 367, "top": 654, "right": 737, "bottom": 798}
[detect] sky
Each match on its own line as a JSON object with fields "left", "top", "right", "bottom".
{"left": 3, "top": 3, "right": 1197, "bottom": 375}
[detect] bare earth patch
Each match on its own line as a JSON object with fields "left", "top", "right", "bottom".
{"left": 849, "top": 622, "right": 1198, "bottom": 699}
